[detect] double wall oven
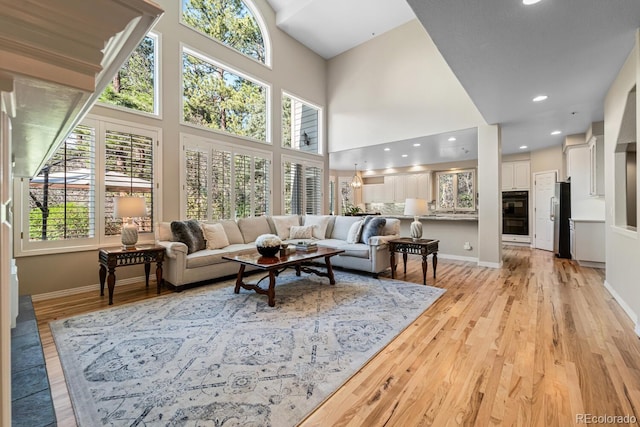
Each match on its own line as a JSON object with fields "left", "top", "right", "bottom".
{"left": 502, "top": 191, "right": 529, "bottom": 236}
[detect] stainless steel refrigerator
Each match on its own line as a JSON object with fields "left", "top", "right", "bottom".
{"left": 552, "top": 181, "right": 571, "bottom": 258}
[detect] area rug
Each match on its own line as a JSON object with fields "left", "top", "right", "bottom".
{"left": 50, "top": 271, "right": 445, "bottom": 426}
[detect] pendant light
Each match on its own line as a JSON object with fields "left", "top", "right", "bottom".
{"left": 350, "top": 163, "right": 363, "bottom": 188}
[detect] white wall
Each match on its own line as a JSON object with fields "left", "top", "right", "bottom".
{"left": 604, "top": 30, "right": 640, "bottom": 331}
{"left": 326, "top": 20, "right": 485, "bottom": 153}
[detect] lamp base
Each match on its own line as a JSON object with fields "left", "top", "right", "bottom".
{"left": 121, "top": 221, "right": 139, "bottom": 250}
{"left": 410, "top": 218, "right": 423, "bottom": 241}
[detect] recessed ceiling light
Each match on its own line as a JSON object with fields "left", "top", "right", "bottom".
{"left": 401, "top": 154, "right": 408, "bottom": 158}
{"left": 413, "top": 143, "right": 421, "bottom": 147}
{"left": 448, "top": 137, "right": 456, "bottom": 142}
{"left": 551, "top": 130, "right": 562, "bottom": 135}
{"left": 520, "top": 145, "right": 528, "bottom": 150}
{"left": 384, "top": 148, "right": 391, "bottom": 151}
{"left": 532, "top": 95, "right": 548, "bottom": 102}
{"left": 523, "top": 0, "right": 542, "bottom": 5}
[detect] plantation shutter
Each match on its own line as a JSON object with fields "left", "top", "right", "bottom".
{"left": 283, "top": 160, "right": 303, "bottom": 215}
{"left": 185, "top": 147, "right": 209, "bottom": 220}
{"left": 305, "top": 165, "right": 322, "bottom": 214}
{"left": 253, "top": 157, "right": 270, "bottom": 216}
{"left": 234, "top": 154, "right": 252, "bottom": 218}
{"left": 28, "top": 125, "right": 96, "bottom": 241}
{"left": 104, "top": 129, "right": 154, "bottom": 235}
{"left": 211, "top": 148, "right": 232, "bottom": 220}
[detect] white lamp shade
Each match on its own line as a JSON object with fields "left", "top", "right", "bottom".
{"left": 404, "top": 198, "right": 429, "bottom": 216}
{"left": 113, "top": 196, "right": 147, "bottom": 218}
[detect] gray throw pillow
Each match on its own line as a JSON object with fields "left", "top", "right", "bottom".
{"left": 360, "top": 216, "right": 386, "bottom": 244}
{"left": 171, "top": 219, "right": 206, "bottom": 254}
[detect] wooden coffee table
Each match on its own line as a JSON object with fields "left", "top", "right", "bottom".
{"left": 222, "top": 247, "right": 344, "bottom": 307}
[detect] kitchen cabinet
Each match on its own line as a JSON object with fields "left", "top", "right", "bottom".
{"left": 569, "top": 219, "right": 605, "bottom": 267}
{"left": 502, "top": 161, "right": 530, "bottom": 190}
{"left": 362, "top": 173, "right": 431, "bottom": 203}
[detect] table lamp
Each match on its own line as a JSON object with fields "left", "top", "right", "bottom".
{"left": 404, "top": 198, "right": 429, "bottom": 240}
{"left": 114, "top": 196, "right": 147, "bottom": 249}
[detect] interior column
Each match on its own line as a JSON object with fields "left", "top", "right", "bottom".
{"left": 477, "top": 124, "right": 503, "bottom": 268}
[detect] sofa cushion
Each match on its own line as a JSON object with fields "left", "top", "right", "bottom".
{"left": 202, "top": 223, "right": 230, "bottom": 249}
{"left": 237, "top": 216, "right": 271, "bottom": 243}
{"left": 337, "top": 243, "right": 370, "bottom": 259}
{"left": 303, "top": 215, "right": 332, "bottom": 239}
{"left": 382, "top": 218, "right": 400, "bottom": 236}
{"left": 346, "top": 220, "right": 364, "bottom": 244}
{"left": 289, "top": 225, "right": 313, "bottom": 239}
{"left": 271, "top": 215, "right": 300, "bottom": 239}
{"left": 186, "top": 249, "right": 229, "bottom": 268}
{"left": 360, "top": 216, "right": 386, "bottom": 244}
{"left": 156, "top": 222, "right": 173, "bottom": 242}
{"left": 171, "top": 219, "right": 206, "bottom": 254}
{"left": 330, "top": 216, "right": 362, "bottom": 240}
{"left": 218, "top": 220, "right": 244, "bottom": 245}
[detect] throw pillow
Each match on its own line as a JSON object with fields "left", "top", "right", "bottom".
{"left": 360, "top": 216, "right": 387, "bottom": 244}
{"left": 171, "top": 219, "right": 206, "bottom": 254}
{"left": 346, "top": 220, "right": 363, "bottom": 244}
{"left": 303, "top": 215, "right": 331, "bottom": 239}
{"left": 289, "top": 225, "right": 314, "bottom": 239}
{"left": 271, "top": 215, "right": 300, "bottom": 239}
{"left": 202, "top": 223, "right": 230, "bottom": 250}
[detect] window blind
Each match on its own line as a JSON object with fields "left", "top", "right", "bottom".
{"left": 185, "top": 147, "right": 209, "bottom": 221}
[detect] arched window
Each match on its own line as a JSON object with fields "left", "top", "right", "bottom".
{"left": 182, "top": 0, "right": 269, "bottom": 65}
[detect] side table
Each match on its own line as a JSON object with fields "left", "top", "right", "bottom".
{"left": 98, "top": 245, "right": 165, "bottom": 305}
{"left": 388, "top": 238, "right": 439, "bottom": 285}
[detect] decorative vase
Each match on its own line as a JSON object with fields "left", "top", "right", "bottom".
{"left": 257, "top": 245, "right": 279, "bottom": 257}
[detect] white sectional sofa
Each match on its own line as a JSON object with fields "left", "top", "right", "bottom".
{"left": 155, "top": 215, "right": 400, "bottom": 290}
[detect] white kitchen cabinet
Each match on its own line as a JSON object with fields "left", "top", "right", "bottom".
{"left": 392, "top": 175, "right": 407, "bottom": 202}
{"left": 502, "top": 161, "right": 530, "bottom": 190}
{"left": 363, "top": 173, "right": 432, "bottom": 203}
{"left": 362, "top": 183, "right": 383, "bottom": 203}
{"left": 569, "top": 219, "right": 605, "bottom": 267}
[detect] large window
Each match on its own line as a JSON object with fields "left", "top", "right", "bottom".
{"left": 181, "top": 0, "right": 268, "bottom": 65}
{"left": 282, "top": 93, "right": 321, "bottom": 154}
{"left": 436, "top": 169, "right": 475, "bottom": 212}
{"left": 182, "top": 135, "right": 271, "bottom": 220}
{"left": 98, "top": 33, "right": 159, "bottom": 115}
{"left": 182, "top": 49, "right": 268, "bottom": 142}
{"left": 18, "top": 118, "right": 160, "bottom": 254}
{"left": 282, "top": 157, "right": 323, "bottom": 215}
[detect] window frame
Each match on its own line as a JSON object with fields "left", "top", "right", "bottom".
{"left": 180, "top": 45, "right": 272, "bottom": 144}
{"left": 281, "top": 90, "right": 323, "bottom": 156}
{"left": 14, "top": 116, "right": 162, "bottom": 257}
{"left": 434, "top": 169, "right": 476, "bottom": 212}
{"left": 96, "top": 31, "right": 162, "bottom": 119}
{"left": 180, "top": 133, "right": 273, "bottom": 220}
{"left": 179, "top": 0, "right": 272, "bottom": 68}
{"left": 281, "top": 155, "right": 324, "bottom": 215}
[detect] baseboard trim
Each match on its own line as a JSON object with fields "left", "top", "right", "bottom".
{"left": 31, "top": 276, "right": 147, "bottom": 302}
{"left": 436, "top": 254, "right": 478, "bottom": 263}
{"left": 477, "top": 260, "right": 503, "bottom": 269}
{"left": 604, "top": 280, "right": 639, "bottom": 337}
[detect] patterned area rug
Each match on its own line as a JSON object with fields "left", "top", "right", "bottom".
{"left": 51, "top": 271, "right": 445, "bottom": 426}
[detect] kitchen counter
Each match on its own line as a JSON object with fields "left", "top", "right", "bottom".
{"left": 388, "top": 214, "right": 478, "bottom": 222}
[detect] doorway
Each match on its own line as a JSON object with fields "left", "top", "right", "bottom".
{"left": 533, "top": 170, "right": 557, "bottom": 251}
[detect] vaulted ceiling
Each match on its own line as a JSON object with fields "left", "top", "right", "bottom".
{"left": 265, "top": 0, "right": 640, "bottom": 170}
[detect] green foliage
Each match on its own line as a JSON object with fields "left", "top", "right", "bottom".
{"left": 182, "top": 53, "right": 266, "bottom": 141}
{"left": 29, "top": 203, "right": 90, "bottom": 241}
{"left": 99, "top": 36, "right": 155, "bottom": 113}
{"left": 182, "top": 0, "right": 265, "bottom": 63}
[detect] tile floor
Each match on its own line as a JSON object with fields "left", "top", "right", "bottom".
{"left": 11, "top": 295, "right": 56, "bottom": 427}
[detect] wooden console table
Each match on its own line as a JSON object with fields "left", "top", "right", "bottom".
{"left": 388, "top": 238, "right": 439, "bottom": 285}
{"left": 98, "top": 245, "right": 165, "bottom": 305}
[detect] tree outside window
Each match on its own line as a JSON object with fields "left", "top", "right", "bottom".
{"left": 182, "top": 0, "right": 266, "bottom": 64}
{"left": 182, "top": 51, "right": 267, "bottom": 141}
{"left": 98, "top": 35, "right": 157, "bottom": 114}
{"left": 436, "top": 169, "right": 476, "bottom": 211}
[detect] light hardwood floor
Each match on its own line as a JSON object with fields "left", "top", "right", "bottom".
{"left": 34, "top": 246, "right": 640, "bottom": 426}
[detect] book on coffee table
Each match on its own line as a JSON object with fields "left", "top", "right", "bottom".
{"left": 295, "top": 242, "right": 318, "bottom": 252}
